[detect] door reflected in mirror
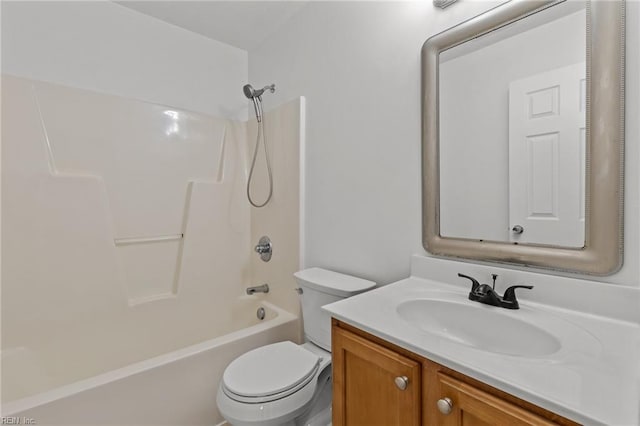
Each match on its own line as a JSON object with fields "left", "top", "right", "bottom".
{"left": 438, "top": 1, "right": 586, "bottom": 247}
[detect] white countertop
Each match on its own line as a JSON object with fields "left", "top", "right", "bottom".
{"left": 323, "top": 276, "right": 640, "bottom": 426}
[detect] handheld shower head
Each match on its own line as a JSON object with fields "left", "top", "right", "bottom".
{"left": 243, "top": 83, "right": 275, "bottom": 122}
{"left": 243, "top": 83, "right": 275, "bottom": 100}
{"left": 251, "top": 97, "right": 263, "bottom": 122}
{"left": 243, "top": 83, "right": 276, "bottom": 208}
{"left": 243, "top": 84, "right": 257, "bottom": 99}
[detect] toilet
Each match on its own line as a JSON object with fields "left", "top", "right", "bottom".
{"left": 216, "top": 267, "right": 376, "bottom": 426}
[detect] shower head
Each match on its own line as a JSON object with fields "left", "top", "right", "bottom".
{"left": 243, "top": 83, "right": 276, "bottom": 100}
{"left": 243, "top": 83, "right": 275, "bottom": 123}
{"left": 243, "top": 84, "right": 256, "bottom": 99}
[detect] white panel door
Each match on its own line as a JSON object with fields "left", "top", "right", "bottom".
{"left": 508, "top": 62, "right": 585, "bottom": 247}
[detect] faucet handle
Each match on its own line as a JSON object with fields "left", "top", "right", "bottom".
{"left": 501, "top": 285, "right": 533, "bottom": 309}
{"left": 457, "top": 273, "right": 480, "bottom": 292}
{"left": 254, "top": 236, "right": 272, "bottom": 262}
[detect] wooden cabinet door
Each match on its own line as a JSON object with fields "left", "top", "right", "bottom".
{"left": 434, "top": 373, "right": 557, "bottom": 426}
{"left": 332, "top": 326, "right": 421, "bottom": 426}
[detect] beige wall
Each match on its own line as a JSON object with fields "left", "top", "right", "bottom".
{"left": 248, "top": 98, "right": 305, "bottom": 341}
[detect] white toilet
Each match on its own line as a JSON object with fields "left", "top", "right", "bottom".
{"left": 216, "top": 267, "right": 376, "bottom": 426}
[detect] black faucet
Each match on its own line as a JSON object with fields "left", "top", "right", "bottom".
{"left": 457, "top": 273, "right": 532, "bottom": 310}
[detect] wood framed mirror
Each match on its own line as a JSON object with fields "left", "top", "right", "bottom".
{"left": 421, "top": 0, "right": 625, "bottom": 275}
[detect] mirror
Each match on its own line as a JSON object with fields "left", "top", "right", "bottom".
{"left": 422, "top": 0, "right": 625, "bottom": 275}
{"left": 439, "top": 2, "right": 586, "bottom": 247}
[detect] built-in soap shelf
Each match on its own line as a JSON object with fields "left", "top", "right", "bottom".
{"left": 115, "top": 233, "right": 186, "bottom": 306}
{"left": 115, "top": 234, "right": 185, "bottom": 306}
{"left": 114, "top": 234, "right": 184, "bottom": 246}
{"left": 114, "top": 234, "right": 186, "bottom": 306}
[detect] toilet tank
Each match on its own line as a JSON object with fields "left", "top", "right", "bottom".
{"left": 294, "top": 268, "right": 376, "bottom": 351}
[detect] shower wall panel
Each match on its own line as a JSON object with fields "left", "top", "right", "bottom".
{"left": 1, "top": 75, "right": 250, "bottom": 356}
{"left": 2, "top": 75, "right": 305, "bottom": 404}
{"left": 249, "top": 98, "right": 305, "bottom": 322}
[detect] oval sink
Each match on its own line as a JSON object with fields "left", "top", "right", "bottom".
{"left": 396, "top": 299, "right": 562, "bottom": 357}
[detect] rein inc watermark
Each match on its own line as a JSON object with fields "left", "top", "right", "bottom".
{"left": 1, "top": 418, "right": 36, "bottom": 425}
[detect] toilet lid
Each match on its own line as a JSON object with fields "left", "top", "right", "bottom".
{"left": 223, "top": 341, "right": 321, "bottom": 398}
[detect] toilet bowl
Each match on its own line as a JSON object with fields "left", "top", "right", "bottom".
{"left": 217, "top": 268, "right": 376, "bottom": 426}
{"left": 217, "top": 342, "right": 332, "bottom": 426}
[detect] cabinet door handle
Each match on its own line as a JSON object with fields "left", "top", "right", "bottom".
{"left": 394, "top": 376, "right": 409, "bottom": 390}
{"left": 437, "top": 397, "right": 453, "bottom": 415}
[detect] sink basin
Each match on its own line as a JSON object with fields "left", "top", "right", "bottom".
{"left": 396, "top": 299, "right": 562, "bottom": 357}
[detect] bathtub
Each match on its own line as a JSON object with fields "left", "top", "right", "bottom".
{"left": 1, "top": 299, "right": 299, "bottom": 425}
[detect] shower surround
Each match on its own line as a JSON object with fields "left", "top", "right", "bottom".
{"left": 1, "top": 75, "right": 305, "bottom": 424}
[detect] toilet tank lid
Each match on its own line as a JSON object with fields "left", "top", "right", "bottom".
{"left": 294, "top": 267, "right": 376, "bottom": 297}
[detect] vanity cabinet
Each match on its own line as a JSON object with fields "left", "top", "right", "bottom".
{"left": 434, "top": 373, "right": 555, "bottom": 426}
{"left": 332, "top": 320, "right": 579, "bottom": 426}
{"left": 332, "top": 324, "right": 421, "bottom": 426}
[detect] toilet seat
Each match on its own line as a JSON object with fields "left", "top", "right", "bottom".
{"left": 222, "top": 341, "right": 322, "bottom": 404}
{"left": 217, "top": 342, "right": 332, "bottom": 426}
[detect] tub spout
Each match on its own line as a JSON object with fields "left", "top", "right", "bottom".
{"left": 246, "top": 284, "right": 269, "bottom": 295}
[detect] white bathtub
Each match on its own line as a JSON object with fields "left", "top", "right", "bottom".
{"left": 1, "top": 300, "right": 299, "bottom": 426}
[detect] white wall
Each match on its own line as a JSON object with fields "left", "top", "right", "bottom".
{"left": 1, "top": 1, "right": 248, "bottom": 120}
{"left": 249, "top": 1, "right": 640, "bottom": 288}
